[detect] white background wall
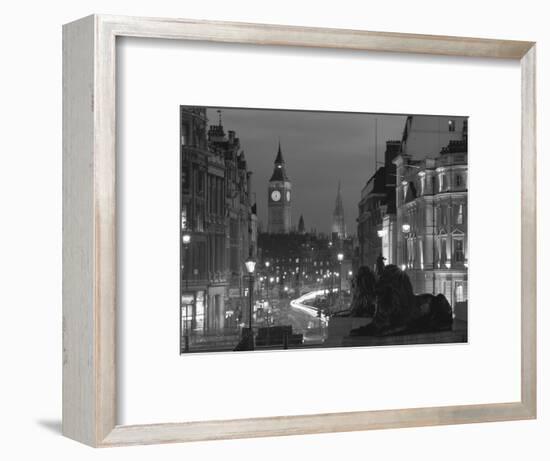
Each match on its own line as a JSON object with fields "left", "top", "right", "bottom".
{"left": 0, "top": 0, "right": 547, "bottom": 459}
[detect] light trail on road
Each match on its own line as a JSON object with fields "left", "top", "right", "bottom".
{"left": 289, "top": 289, "right": 338, "bottom": 323}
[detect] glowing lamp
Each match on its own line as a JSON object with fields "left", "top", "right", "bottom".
{"left": 244, "top": 257, "right": 256, "bottom": 275}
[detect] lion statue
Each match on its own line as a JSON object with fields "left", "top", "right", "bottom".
{"left": 347, "top": 266, "right": 377, "bottom": 317}
{"left": 349, "top": 264, "right": 453, "bottom": 336}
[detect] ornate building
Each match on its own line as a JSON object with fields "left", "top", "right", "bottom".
{"left": 355, "top": 115, "right": 468, "bottom": 312}
{"left": 208, "top": 119, "right": 257, "bottom": 328}
{"left": 180, "top": 107, "right": 211, "bottom": 337}
{"left": 267, "top": 143, "right": 292, "bottom": 234}
{"left": 331, "top": 182, "right": 346, "bottom": 240}
{"left": 394, "top": 116, "right": 468, "bottom": 310}
{"left": 180, "top": 107, "right": 257, "bottom": 350}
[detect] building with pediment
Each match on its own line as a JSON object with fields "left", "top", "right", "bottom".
{"left": 357, "top": 115, "right": 468, "bottom": 312}
{"left": 394, "top": 115, "right": 468, "bottom": 310}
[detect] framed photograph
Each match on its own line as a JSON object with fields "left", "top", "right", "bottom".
{"left": 62, "top": 15, "right": 536, "bottom": 447}
{"left": 178, "top": 106, "right": 469, "bottom": 354}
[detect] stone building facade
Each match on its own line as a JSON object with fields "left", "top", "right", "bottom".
{"left": 180, "top": 107, "right": 257, "bottom": 348}
{"left": 394, "top": 116, "right": 468, "bottom": 309}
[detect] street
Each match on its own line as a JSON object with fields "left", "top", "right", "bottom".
{"left": 274, "top": 289, "right": 330, "bottom": 345}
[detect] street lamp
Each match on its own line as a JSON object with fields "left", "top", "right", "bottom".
{"left": 401, "top": 224, "right": 411, "bottom": 270}
{"left": 244, "top": 256, "right": 256, "bottom": 350}
{"left": 337, "top": 252, "right": 344, "bottom": 310}
{"left": 264, "top": 261, "right": 271, "bottom": 303}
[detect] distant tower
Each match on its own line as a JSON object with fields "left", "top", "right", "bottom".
{"left": 267, "top": 142, "right": 292, "bottom": 234}
{"left": 298, "top": 215, "right": 305, "bottom": 234}
{"left": 332, "top": 181, "right": 346, "bottom": 239}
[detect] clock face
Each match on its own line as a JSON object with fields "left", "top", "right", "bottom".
{"left": 271, "top": 190, "right": 281, "bottom": 202}
{"left": 286, "top": 191, "right": 291, "bottom": 202}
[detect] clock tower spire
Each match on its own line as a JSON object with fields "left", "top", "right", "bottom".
{"left": 267, "top": 142, "right": 292, "bottom": 234}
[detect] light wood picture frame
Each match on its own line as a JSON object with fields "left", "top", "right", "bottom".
{"left": 62, "top": 14, "right": 537, "bottom": 447}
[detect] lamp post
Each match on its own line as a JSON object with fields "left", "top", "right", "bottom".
{"left": 268, "top": 276, "right": 274, "bottom": 302}
{"left": 264, "top": 261, "right": 270, "bottom": 305}
{"left": 180, "top": 233, "right": 191, "bottom": 353}
{"left": 337, "top": 252, "right": 344, "bottom": 310}
{"left": 401, "top": 224, "right": 410, "bottom": 271}
{"left": 244, "top": 256, "right": 256, "bottom": 350}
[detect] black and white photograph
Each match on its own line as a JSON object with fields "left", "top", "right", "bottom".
{"left": 180, "top": 106, "right": 468, "bottom": 353}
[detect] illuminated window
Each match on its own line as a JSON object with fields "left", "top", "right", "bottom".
{"left": 181, "top": 205, "right": 188, "bottom": 230}
{"left": 181, "top": 123, "right": 190, "bottom": 145}
{"left": 194, "top": 291, "right": 205, "bottom": 331}
{"left": 457, "top": 204, "right": 464, "bottom": 224}
{"left": 441, "top": 238, "right": 447, "bottom": 265}
{"left": 438, "top": 173, "right": 445, "bottom": 192}
{"left": 455, "top": 281, "right": 467, "bottom": 303}
{"left": 454, "top": 239, "right": 465, "bottom": 262}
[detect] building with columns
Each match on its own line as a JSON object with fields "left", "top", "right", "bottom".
{"left": 355, "top": 115, "right": 468, "bottom": 311}
{"left": 394, "top": 115, "right": 468, "bottom": 310}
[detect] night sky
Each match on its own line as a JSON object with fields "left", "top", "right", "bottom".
{"left": 206, "top": 107, "right": 407, "bottom": 235}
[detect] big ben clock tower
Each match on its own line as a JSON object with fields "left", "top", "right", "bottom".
{"left": 267, "top": 142, "right": 292, "bottom": 234}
